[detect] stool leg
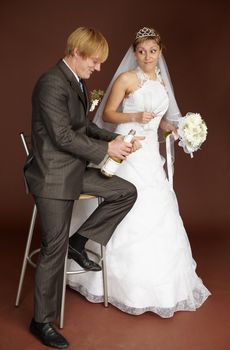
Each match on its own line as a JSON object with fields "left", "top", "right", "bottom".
{"left": 15, "top": 205, "right": 37, "bottom": 306}
{"left": 101, "top": 245, "right": 109, "bottom": 307}
{"left": 59, "top": 252, "right": 68, "bottom": 329}
{"left": 97, "top": 196, "right": 109, "bottom": 307}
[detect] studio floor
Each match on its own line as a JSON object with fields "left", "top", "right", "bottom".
{"left": 1, "top": 229, "right": 229, "bottom": 350}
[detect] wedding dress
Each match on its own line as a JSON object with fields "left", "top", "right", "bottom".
{"left": 67, "top": 66, "right": 211, "bottom": 317}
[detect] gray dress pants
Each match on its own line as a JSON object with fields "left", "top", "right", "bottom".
{"left": 33, "top": 168, "right": 137, "bottom": 322}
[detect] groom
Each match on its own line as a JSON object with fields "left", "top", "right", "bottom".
{"left": 24, "top": 27, "right": 141, "bottom": 349}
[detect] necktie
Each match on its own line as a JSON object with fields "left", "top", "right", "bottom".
{"left": 79, "top": 79, "right": 87, "bottom": 105}
{"left": 79, "top": 79, "right": 84, "bottom": 92}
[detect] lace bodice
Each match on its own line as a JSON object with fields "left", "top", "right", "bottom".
{"left": 122, "top": 66, "right": 169, "bottom": 120}
{"left": 115, "top": 67, "right": 169, "bottom": 136}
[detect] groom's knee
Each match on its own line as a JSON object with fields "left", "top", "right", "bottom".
{"left": 121, "top": 181, "right": 137, "bottom": 204}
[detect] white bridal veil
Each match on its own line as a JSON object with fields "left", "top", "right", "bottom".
{"left": 93, "top": 46, "right": 182, "bottom": 187}
{"left": 93, "top": 46, "right": 181, "bottom": 129}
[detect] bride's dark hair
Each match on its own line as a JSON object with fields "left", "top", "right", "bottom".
{"left": 133, "top": 27, "right": 162, "bottom": 51}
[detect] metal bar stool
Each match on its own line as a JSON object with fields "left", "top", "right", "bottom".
{"left": 15, "top": 132, "right": 108, "bottom": 329}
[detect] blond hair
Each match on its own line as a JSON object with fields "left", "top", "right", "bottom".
{"left": 65, "top": 27, "right": 109, "bottom": 63}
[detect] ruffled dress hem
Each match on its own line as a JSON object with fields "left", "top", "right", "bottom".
{"left": 68, "top": 282, "right": 211, "bottom": 318}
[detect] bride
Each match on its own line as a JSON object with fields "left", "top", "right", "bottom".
{"left": 67, "top": 27, "right": 211, "bottom": 317}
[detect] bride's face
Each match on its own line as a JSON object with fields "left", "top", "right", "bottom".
{"left": 134, "top": 39, "right": 161, "bottom": 73}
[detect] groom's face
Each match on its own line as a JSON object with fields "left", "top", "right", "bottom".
{"left": 73, "top": 49, "right": 101, "bottom": 79}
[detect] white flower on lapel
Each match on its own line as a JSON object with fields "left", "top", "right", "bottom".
{"left": 89, "top": 89, "right": 104, "bottom": 112}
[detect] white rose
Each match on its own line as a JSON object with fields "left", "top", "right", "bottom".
{"left": 89, "top": 99, "right": 99, "bottom": 112}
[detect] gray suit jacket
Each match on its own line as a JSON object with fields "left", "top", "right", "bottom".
{"left": 24, "top": 60, "right": 117, "bottom": 200}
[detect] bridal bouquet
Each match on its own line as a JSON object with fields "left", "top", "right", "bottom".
{"left": 177, "top": 112, "right": 208, "bottom": 158}
{"left": 89, "top": 89, "right": 104, "bottom": 112}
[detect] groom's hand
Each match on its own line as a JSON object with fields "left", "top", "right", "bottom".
{"left": 108, "top": 135, "right": 145, "bottom": 160}
{"left": 108, "top": 135, "right": 132, "bottom": 160}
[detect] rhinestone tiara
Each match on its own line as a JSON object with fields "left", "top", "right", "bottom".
{"left": 136, "top": 27, "right": 157, "bottom": 39}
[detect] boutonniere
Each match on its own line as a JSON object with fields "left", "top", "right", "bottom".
{"left": 89, "top": 89, "right": 104, "bottom": 112}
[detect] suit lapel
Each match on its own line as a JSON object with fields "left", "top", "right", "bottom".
{"left": 81, "top": 79, "right": 90, "bottom": 115}
{"left": 57, "top": 60, "right": 87, "bottom": 112}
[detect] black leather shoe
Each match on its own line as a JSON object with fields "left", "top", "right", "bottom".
{"left": 29, "top": 319, "right": 69, "bottom": 348}
{"left": 68, "top": 246, "right": 101, "bottom": 271}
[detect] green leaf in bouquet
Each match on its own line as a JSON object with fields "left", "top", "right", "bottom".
{"left": 163, "top": 131, "right": 172, "bottom": 138}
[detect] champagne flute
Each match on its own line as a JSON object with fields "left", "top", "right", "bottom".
{"left": 143, "top": 92, "right": 154, "bottom": 130}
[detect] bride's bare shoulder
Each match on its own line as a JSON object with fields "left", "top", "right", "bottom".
{"left": 116, "top": 70, "right": 138, "bottom": 86}
{"left": 119, "top": 70, "right": 137, "bottom": 80}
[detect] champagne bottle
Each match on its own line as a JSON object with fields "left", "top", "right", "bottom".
{"left": 101, "top": 129, "right": 136, "bottom": 177}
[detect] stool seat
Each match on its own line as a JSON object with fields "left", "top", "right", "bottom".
{"left": 79, "top": 194, "right": 96, "bottom": 200}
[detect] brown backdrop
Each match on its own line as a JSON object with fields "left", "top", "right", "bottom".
{"left": 1, "top": 0, "right": 229, "bottom": 236}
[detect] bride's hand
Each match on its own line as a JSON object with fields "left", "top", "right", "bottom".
{"left": 160, "top": 119, "right": 177, "bottom": 134}
{"left": 134, "top": 112, "right": 155, "bottom": 124}
{"left": 131, "top": 135, "right": 145, "bottom": 152}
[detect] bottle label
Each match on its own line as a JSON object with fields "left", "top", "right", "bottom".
{"left": 101, "top": 129, "right": 136, "bottom": 177}
{"left": 101, "top": 158, "right": 121, "bottom": 176}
